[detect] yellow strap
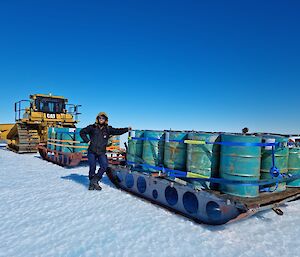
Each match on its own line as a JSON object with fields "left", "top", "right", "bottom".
{"left": 47, "top": 142, "right": 88, "bottom": 149}
{"left": 48, "top": 138, "right": 82, "bottom": 143}
{"left": 186, "top": 172, "right": 209, "bottom": 179}
{"left": 127, "top": 138, "right": 206, "bottom": 145}
{"left": 184, "top": 140, "right": 206, "bottom": 145}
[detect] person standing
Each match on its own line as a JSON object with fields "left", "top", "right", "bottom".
{"left": 80, "top": 112, "right": 130, "bottom": 190}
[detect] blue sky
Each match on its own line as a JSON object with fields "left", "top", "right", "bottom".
{"left": 0, "top": 0, "right": 299, "bottom": 134}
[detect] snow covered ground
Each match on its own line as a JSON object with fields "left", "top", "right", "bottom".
{"left": 1, "top": 148, "right": 300, "bottom": 257}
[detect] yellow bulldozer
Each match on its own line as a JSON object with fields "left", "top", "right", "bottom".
{"left": 4, "top": 93, "right": 81, "bottom": 153}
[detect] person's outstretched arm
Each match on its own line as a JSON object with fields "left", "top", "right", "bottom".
{"left": 80, "top": 125, "right": 92, "bottom": 143}
{"left": 108, "top": 126, "right": 130, "bottom": 136}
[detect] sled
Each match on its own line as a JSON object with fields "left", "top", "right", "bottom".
{"left": 38, "top": 145, "right": 126, "bottom": 167}
{"left": 106, "top": 166, "right": 300, "bottom": 225}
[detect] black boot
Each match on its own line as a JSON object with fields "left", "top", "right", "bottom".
{"left": 88, "top": 182, "right": 95, "bottom": 190}
{"left": 90, "top": 175, "right": 102, "bottom": 191}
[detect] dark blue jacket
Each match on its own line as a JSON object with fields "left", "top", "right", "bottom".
{"left": 80, "top": 124, "right": 128, "bottom": 154}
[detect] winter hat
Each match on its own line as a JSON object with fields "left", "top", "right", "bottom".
{"left": 96, "top": 112, "right": 108, "bottom": 124}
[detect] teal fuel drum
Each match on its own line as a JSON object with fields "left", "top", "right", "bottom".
{"left": 186, "top": 132, "right": 220, "bottom": 189}
{"left": 53, "top": 127, "right": 64, "bottom": 152}
{"left": 220, "top": 134, "right": 262, "bottom": 197}
{"left": 74, "top": 128, "right": 87, "bottom": 154}
{"left": 187, "top": 132, "right": 220, "bottom": 176}
{"left": 260, "top": 135, "right": 288, "bottom": 192}
{"left": 287, "top": 143, "right": 300, "bottom": 187}
{"left": 60, "top": 128, "right": 75, "bottom": 153}
{"left": 142, "top": 130, "right": 165, "bottom": 172}
{"left": 164, "top": 131, "right": 187, "bottom": 171}
{"left": 47, "top": 128, "right": 56, "bottom": 151}
{"left": 127, "top": 130, "right": 144, "bottom": 164}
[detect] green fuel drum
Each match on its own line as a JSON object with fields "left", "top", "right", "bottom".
{"left": 142, "top": 130, "right": 165, "bottom": 172}
{"left": 287, "top": 146, "right": 300, "bottom": 187}
{"left": 127, "top": 130, "right": 144, "bottom": 164}
{"left": 260, "top": 135, "right": 288, "bottom": 192}
{"left": 164, "top": 131, "right": 187, "bottom": 171}
{"left": 219, "top": 134, "right": 262, "bottom": 197}
{"left": 186, "top": 132, "right": 220, "bottom": 189}
{"left": 186, "top": 132, "right": 220, "bottom": 177}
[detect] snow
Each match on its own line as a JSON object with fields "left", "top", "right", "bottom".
{"left": 0, "top": 148, "right": 300, "bottom": 257}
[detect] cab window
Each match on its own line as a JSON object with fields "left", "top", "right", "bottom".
{"left": 35, "top": 97, "right": 65, "bottom": 113}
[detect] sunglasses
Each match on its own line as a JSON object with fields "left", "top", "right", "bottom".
{"left": 98, "top": 117, "right": 106, "bottom": 121}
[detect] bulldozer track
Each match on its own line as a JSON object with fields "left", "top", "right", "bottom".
{"left": 7, "top": 124, "right": 40, "bottom": 153}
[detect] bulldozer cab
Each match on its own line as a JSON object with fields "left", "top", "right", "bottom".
{"left": 15, "top": 94, "right": 81, "bottom": 124}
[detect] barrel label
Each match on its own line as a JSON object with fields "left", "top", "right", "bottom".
{"left": 265, "top": 138, "right": 275, "bottom": 150}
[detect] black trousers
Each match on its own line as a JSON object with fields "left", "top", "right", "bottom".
{"left": 87, "top": 151, "right": 108, "bottom": 181}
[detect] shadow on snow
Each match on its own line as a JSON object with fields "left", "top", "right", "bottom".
{"left": 61, "top": 173, "right": 115, "bottom": 189}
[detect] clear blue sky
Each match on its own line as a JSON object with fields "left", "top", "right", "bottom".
{"left": 0, "top": 0, "right": 299, "bottom": 134}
